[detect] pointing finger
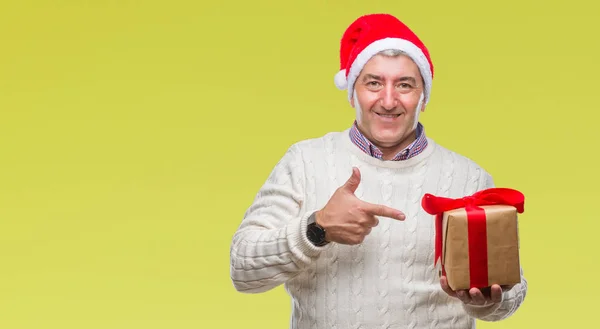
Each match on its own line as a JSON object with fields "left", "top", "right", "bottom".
{"left": 361, "top": 202, "right": 405, "bottom": 221}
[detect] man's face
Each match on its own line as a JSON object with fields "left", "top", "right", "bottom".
{"left": 351, "top": 54, "right": 425, "bottom": 151}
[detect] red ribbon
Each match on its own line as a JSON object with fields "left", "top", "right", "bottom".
{"left": 421, "top": 188, "right": 525, "bottom": 288}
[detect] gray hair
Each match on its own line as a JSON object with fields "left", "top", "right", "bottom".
{"left": 377, "top": 49, "right": 408, "bottom": 57}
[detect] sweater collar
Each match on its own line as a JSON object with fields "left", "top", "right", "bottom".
{"left": 349, "top": 120, "right": 428, "bottom": 161}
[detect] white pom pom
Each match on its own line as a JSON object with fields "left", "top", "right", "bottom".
{"left": 334, "top": 69, "right": 347, "bottom": 90}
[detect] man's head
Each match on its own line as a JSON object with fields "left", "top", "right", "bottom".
{"left": 334, "top": 14, "right": 434, "bottom": 151}
{"left": 351, "top": 49, "right": 425, "bottom": 149}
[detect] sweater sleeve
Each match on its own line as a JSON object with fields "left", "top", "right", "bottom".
{"left": 229, "top": 144, "right": 329, "bottom": 293}
{"left": 461, "top": 169, "right": 528, "bottom": 321}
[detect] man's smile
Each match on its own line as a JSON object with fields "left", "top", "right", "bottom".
{"left": 375, "top": 112, "right": 403, "bottom": 120}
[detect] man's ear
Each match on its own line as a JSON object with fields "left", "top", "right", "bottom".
{"left": 350, "top": 93, "right": 355, "bottom": 107}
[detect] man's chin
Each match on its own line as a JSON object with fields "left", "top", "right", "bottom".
{"left": 371, "top": 132, "right": 404, "bottom": 146}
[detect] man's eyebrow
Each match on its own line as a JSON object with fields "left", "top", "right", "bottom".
{"left": 362, "top": 74, "right": 382, "bottom": 81}
{"left": 398, "top": 76, "right": 417, "bottom": 84}
{"left": 362, "top": 74, "right": 418, "bottom": 84}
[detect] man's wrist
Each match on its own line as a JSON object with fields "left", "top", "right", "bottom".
{"left": 306, "top": 211, "right": 329, "bottom": 246}
{"left": 314, "top": 210, "right": 323, "bottom": 226}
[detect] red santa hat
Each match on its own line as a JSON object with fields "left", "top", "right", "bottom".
{"left": 334, "top": 13, "right": 434, "bottom": 105}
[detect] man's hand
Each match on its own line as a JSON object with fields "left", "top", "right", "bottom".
{"left": 315, "top": 167, "right": 406, "bottom": 245}
{"left": 440, "top": 275, "right": 513, "bottom": 306}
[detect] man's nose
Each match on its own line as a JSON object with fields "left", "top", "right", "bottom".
{"left": 380, "top": 86, "right": 397, "bottom": 110}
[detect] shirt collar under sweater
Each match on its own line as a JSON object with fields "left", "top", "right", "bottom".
{"left": 349, "top": 120, "right": 428, "bottom": 161}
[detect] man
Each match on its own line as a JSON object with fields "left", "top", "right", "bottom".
{"left": 230, "top": 13, "right": 527, "bottom": 328}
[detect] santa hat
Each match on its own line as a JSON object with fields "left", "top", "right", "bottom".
{"left": 334, "top": 14, "right": 434, "bottom": 105}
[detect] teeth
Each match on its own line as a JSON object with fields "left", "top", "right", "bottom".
{"left": 378, "top": 114, "right": 398, "bottom": 118}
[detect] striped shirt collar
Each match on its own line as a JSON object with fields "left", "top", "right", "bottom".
{"left": 349, "top": 121, "right": 428, "bottom": 161}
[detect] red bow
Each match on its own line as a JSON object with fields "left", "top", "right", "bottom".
{"left": 421, "top": 188, "right": 525, "bottom": 286}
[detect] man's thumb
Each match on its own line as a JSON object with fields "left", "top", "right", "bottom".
{"left": 343, "top": 167, "right": 361, "bottom": 193}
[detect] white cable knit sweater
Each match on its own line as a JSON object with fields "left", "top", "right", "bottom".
{"left": 230, "top": 129, "right": 527, "bottom": 329}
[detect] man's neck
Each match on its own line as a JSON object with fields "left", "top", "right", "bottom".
{"left": 356, "top": 125, "right": 418, "bottom": 160}
{"left": 379, "top": 132, "right": 417, "bottom": 160}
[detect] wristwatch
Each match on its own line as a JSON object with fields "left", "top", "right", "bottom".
{"left": 306, "top": 212, "right": 329, "bottom": 247}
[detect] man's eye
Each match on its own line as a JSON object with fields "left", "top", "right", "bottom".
{"left": 367, "top": 81, "right": 381, "bottom": 87}
{"left": 398, "top": 83, "right": 413, "bottom": 89}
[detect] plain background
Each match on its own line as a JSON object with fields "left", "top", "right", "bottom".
{"left": 1, "top": 0, "right": 598, "bottom": 328}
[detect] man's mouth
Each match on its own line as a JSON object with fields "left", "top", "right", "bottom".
{"left": 375, "top": 113, "right": 402, "bottom": 118}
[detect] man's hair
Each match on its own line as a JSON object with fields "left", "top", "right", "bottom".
{"left": 378, "top": 49, "right": 407, "bottom": 57}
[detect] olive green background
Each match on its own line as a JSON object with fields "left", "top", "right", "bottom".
{"left": 1, "top": 0, "right": 598, "bottom": 328}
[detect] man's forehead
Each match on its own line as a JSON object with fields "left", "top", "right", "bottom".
{"left": 361, "top": 73, "right": 418, "bottom": 82}
{"left": 361, "top": 56, "right": 420, "bottom": 75}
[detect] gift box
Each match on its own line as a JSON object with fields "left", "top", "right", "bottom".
{"left": 421, "top": 188, "right": 525, "bottom": 291}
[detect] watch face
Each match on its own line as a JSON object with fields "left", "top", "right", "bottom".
{"left": 307, "top": 223, "right": 326, "bottom": 246}
{"left": 307, "top": 227, "right": 318, "bottom": 242}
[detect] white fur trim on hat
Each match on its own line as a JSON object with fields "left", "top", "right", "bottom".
{"left": 334, "top": 69, "right": 347, "bottom": 90}
{"left": 344, "top": 37, "right": 433, "bottom": 106}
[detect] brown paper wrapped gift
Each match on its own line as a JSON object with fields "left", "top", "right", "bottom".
{"left": 421, "top": 188, "right": 525, "bottom": 291}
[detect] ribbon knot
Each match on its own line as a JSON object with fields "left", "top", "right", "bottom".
{"left": 463, "top": 196, "right": 476, "bottom": 207}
